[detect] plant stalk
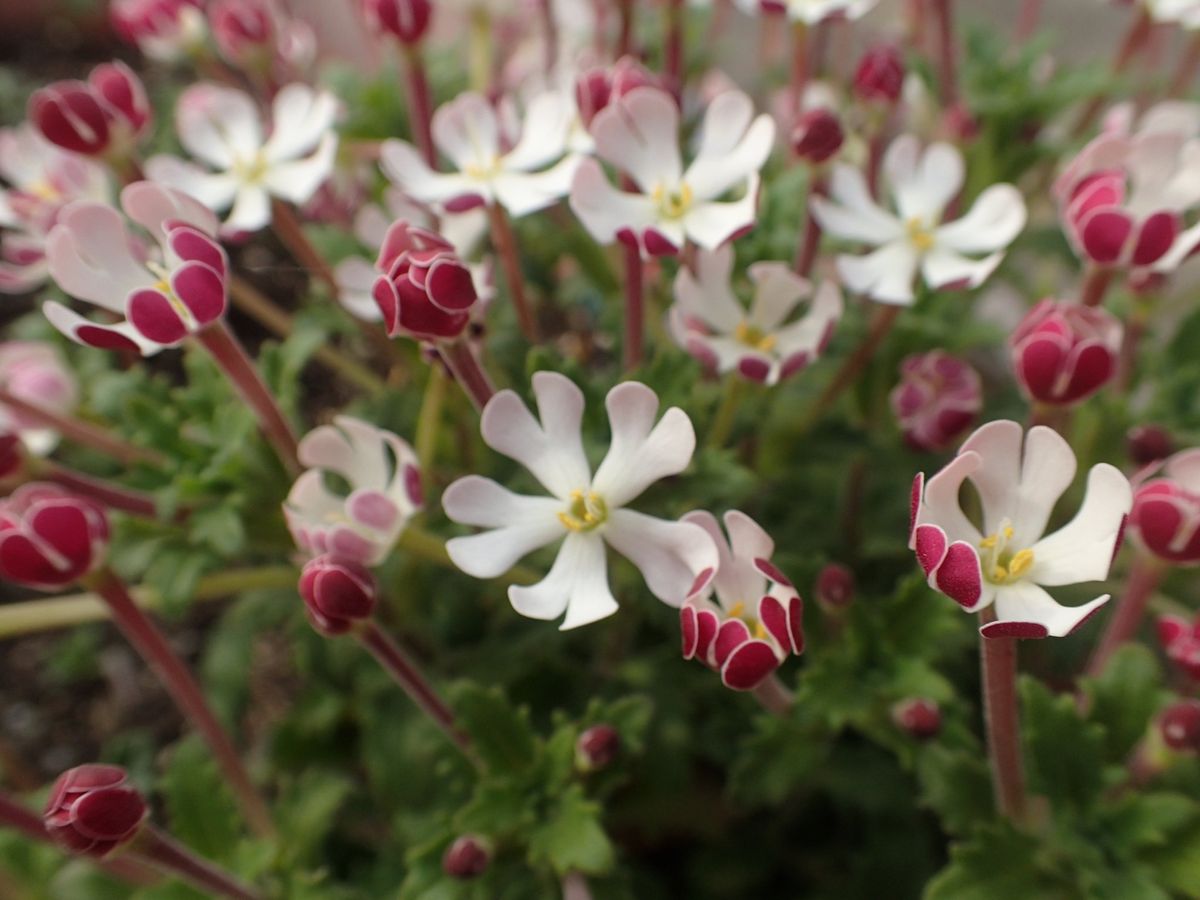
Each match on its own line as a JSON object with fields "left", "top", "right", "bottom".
{"left": 1085, "top": 556, "right": 1165, "bottom": 679}
{"left": 979, "top": 613, "right": 1028, "bottom": 824}
{"left": 929, "top": 0, "right": 958, "bottom": 105}
{"left": 1079, "top": 265, "right": 1116, "bottom": 308}
{"left": 623, "top": 242, "right": 645, "bottom": 370}
{"left": 437, "top": 340, "right": 496, "bottom": 412}
{"left": 134, "top": 826, "right": 262, "bottom": 899}
{"left": 270, "top": 200, "right": 339, "bottom": 297}
{"left": 790, "top": 21, "right": 810, "bottom": 118}
{"left": 402, "top": 45, "right": 437, "bottom": 168}
{"left": 664, "top": 0, "right": 685, "bottom": 102}
{"left": 751, "top": 674, "right": 794, "bottom": 717}
{"left": 0, "top": 389, "right": 162, "bottom": 467}
{"left": 487, "top": 203, "right": 539, "bottom": 341}
{"left": 795, "top": 175, "right": 827, "bottom": 277}
{"left": 32, "top": 459, "right": 180, "bottom": 522}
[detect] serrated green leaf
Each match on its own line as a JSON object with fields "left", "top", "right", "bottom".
{"left": 1021, "top": 677, "right": 1107, "bottom": 811}
{"left": 917, "top": 745, "right": 995, "bottom": 836}
{"left": 924, "top": 824, "right": 1073, "bottom": 900}
{"left": 450, "top": 683, "right": 538, "bottom": 774}
{"left": 527, "top": 786, "right": 614, "bottom": 877}
{"left": 275, "top": 770, "right": 353, "bottom": 862}
{"left": 160, "top": 736, "right": 242, "bottom": 864}
{"left": 1081, "top": 644, "right": 1169, "bottom": 763}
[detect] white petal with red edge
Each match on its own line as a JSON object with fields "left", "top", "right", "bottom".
{"left": 989, "top": 581, "right": 1109, "bottom": 638}
{"left": 1029, "top": 463, "right": 1131, "bottom": 586}
{"left": 491, "top": 155, "right": 580, "bottom": 218}
{"left": 569, "top": 158, "right": 660, "bottom": 246}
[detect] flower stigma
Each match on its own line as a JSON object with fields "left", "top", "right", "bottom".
{"left": 652, "top": 182, "right": 693, "bottom": 219}
{"left": 558, "top": 489, "right": 608, "bottom": 532}
{"left": 727, "top": 600, "right": 769, "bottom": 640}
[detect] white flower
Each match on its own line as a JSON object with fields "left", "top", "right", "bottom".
{"left": 733, "top": 0, "right": 878, "bottom": 24}
{"left": 0, "top": 125, "right": 110, "bottom": 294}
{"left": 380, "top": 91, "right": 580, "bottom": 219}
{"left": 669, "top": 246, "right": 842, "bottom": 384}
{"left": 1141, "top": 0, "right": 1200, "bottom": 28}
{"left": 570, "top": 87, "right": 775, "bottom": 256}
{"left": 285, "top": 416, "right": 424, "bottom": 566}
{"left": 0, "top": 342, "right": 79, "bottom": 455}
{"left": 910, "top": 420, "right": 1132, "bottom": 638}
{"left": 811, "top": 135, "right": 1026, "bottom": 305}
{"left": 442, "top": 372, "right": 719, "bottom": 630}
{"left": 334, "top": 187, "right": 491, "bottom": 321}
{"left": 146, "top": 82, "right": 338, "bottom": 234}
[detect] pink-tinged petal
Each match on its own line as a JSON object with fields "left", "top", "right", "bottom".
{"left": 754, "top": 558, "right": 792, "bottom": 588}
{"left": 1131, "top": 212, "right": 1180, "bottom": 266}
{"left": 372, "top": 275, "right": 401, "bottom": 334}
{"left": 0, "top": 531, "right": 77, "bottom": 587}
{"left": 737, "top": 356, "right": 771, "bottom": 383}
{"left": 786, "top": 595, "right": 804, "bottom": 654}
{"left": 121, "top": 181, "right": 219, "bottom": 238}
{"left": 403, "top": 464, "right": 423, "bottom": 508}
{"left": 934, "top": 542, "right": 982, "bottom": 609}
{"left": 1061, "top": 340, "right": 1116, "bottom": 404}
{"left": 643, "top": 228, "right": 681, "bottom": 256}
{"left": 688, "top": 567, "right": 716, "bottom": 599}
{"left": 721, "top": 640, "right": 781, "bottom": 691}
{"left": 991, "top": 580, "right": 1110, "bottom": 638}
{"left": 914, "top": 524, "right": 948, "bottom": 576}
{"left": 1080, "top": 210, "right": 1133, "bottom": 264}
{"left": 681, "top": 605, "right": 699, "bottom": 658}
{"left": 590, "top": 87, "right": 682, "bottom": 193}
{"left": 713, "top": 618, "right": 752, "bottom": 667}
{"left": 170, "top": 260, "right": 226, "bottom": 325}
{"left": 347, "top": 490, "right": 399, "bottom": 531}
{"left": 1159, "top": 614, "right": 1190, "bottom": 648}
{"left": 326, "top": 527, "right": 377, "bottom": 563}
{"left": 980, "top": 620, "right": 1050, "bottom": 639}
{"left": 127, "top": 289, "right": 188, "bottom": 345}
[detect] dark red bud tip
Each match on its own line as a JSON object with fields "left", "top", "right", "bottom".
{"left": 792, "top": 108, "right": 844, "bottom": 165}
{"left": 43, "top": 764, "right": 147, "bottom": 857}
{"left": 0, "top": 432, "right": 25, "bottom": 480}
{"left": 892, "top": 698, "right": 941, "bottom": 740}
{"left": 576, "top": 724, "right": 621, "bottom": 772}
{"left": 363, "top": 0, "right": 432, "bottom": 44}
{"left": 442, "top": 834, "right": 491, "bottom": 880}
{"left": 815, "top": 562, "right": 855, "bottom": 609}
{"left": 299, "top": 554, "right": 378, "bottom": 636}
{"left": 853, "top": 44, "right": 905, "bottom": 105}
{"left": 1161, "top": 700, "right": 1200, "bottom": 752}
{"left": 1127, "top": 425, "right": 1173, "bottom": 467}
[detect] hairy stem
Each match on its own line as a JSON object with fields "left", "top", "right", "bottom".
{"left": 795, "top": 175, "right": 827, "bottom": 278}
{"left": 751, "top": 674, "right": 794, "bottom": 717}
{"left": 0, "top": 388, "right": 162, "bottom": 467}
{"left": 979, "top": 615, "right": 1028, "bottom": 824}
{"left": 134, "top": 826, "right": 262, "bottom": 900}
{"left": 1079, "top": 265, "right": 1116, "bottom": 308}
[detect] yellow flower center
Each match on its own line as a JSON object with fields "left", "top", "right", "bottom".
{"left": 652, "top": 182, "right": 693, "bottom": 219}
{"left": 979, "top": 525, "right": 1035, "bottom": 585}
{"left": 465, "top": 154, "right": 501, "bottom": 180}
{"left": 27, "top": 179, "right": 61, "bottom": 202}
{"left": 905, "top": 216, "right": 936, "bottom": 253}
{"left": 727, "top": 600, "right": 769, "bottom": 640}
{"left": 233, "top": 152, "right": 269, "bottom": 185}
{"left": 734, "top": 321, "right": 777, "bottom": 352}
{"left": 558, "top": 490, "right": 608, "bottom": 532}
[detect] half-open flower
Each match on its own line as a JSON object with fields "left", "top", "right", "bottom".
{"left": 146, "top": 82, "right": 338, "bottom": 233}
{"left": 380, "top": 90, "right": 578, "bottom": 219}
{"left": 442, "top": 372, "right": 718, "bottom": 629}
{"left": 43, "top": 765, "right": 147, "bottom": 858}
{"left": 733, "top": 0, "right": 878, "bottom": 24}
{"left": 1009, "top": 299, "right": 1122, "bottom": 407}
{"left": 679, "top": 510, "right": 803, "bottom": 691}
{"left": 28, "top": 62, "right": 152, "bottom": 160}
{"left": 43, "top": 182, "right": 227, "bottom": 355}
{"left": 811, "top": 135, "right": 1026, "bottom": 304}
{"left": 0, "top": 484, "right": 109, "bottom": 590}
{"left": 890, "top": 351, "right": 982, "bottom": 452}
{"left": 0, "top": 342, "right": 79, "bottom": 456}
{"left": 1129, "top": 448, "right": 1200, "bottom": 564}
{"left": 570, "top": 87, "right": 775, "bottom": 256}
{"left": 909, "top": 420, "right": 1131, "bottom": 637}
{"left": 669, "top": 245, "right": 841, "bottom": 384}
{"left": 0, "top": 124, "right": 111, "bottom": 295}
{"left": 111, "top": 0, "right": 208, "bottom": 63}
{"left": 299, "top": 554, "right": 379, "bottom": 635}
{"left": 371, "top": 221, "right": 479, "bottom": 340}
{"left": 285, "top": 416, "right": 423, "bottom": 566}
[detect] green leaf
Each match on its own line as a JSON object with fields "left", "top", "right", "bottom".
{"left": 160, "top": 736, "right": 242, "bottom": 864}
{"left": 450, "top": 683, "right": 538, "bottom": 774}
{"left": 275, "top": 770, "right": 353, "bottom": 862}
{"left": 454, "top": 779, "right": 536, "bottom": 837}
{"left": 917, "top": 745, "right": 995, "bottom": 836}
{"left": 924, "top": 824, "right": 1073, "bottom": 900}
{"left": 1021, "top": 677, "right": 1107, "bottom": 811}
{"left": 188, "top": 505, "right": 246, "bottom": 557}
{"left": 527, "top": 785, "right": 614, "bottom": 877}
{"left": 1139, "top": 814, "right": 1200, "bottom": 898}
{"left": 1080, "top": 644, "right": 1169, "bottom": 763}
{"left": 1099, "top": 792, "right": 1198, "bottom": 852}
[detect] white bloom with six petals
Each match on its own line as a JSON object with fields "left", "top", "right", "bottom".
{"left": 910, "top": 420, "right": 1132, "bottom": 638}
{"left": 146, "top": 82, "right": 338, "bottom": 234}
{"left": 442, "top": 372, "right": 719, "bottom": 629}
{"left": 811, "top": 135, "right": 1026, "bottom": 304}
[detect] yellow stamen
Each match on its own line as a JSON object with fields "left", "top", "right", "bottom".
{"left": 233, "top": 153, "right": 269, "bottom": 185}
{"left": 1007, "top": 549, "right": 1035, "bottom": 579}
{"left": 728, "top": 600, "right": 746, "bottom": 620}
{"left": 465, "top": 155, "right": 500, "bottom": 180}
{"left": 734, "top": 321, "right": 778, "bottom": 352}
{"left": 652, "top": 182, "right": 693, "bottom": 219}
{"left": 754, "top": 621, "right": 768, "bottom": 640}
{"left": 906, "top": 216, "right": 936, "bottom": 253}
{"left": 558, "top": 490, "right": 608, "bottom": 532}
{"left": 979, "top": 525, "right": 1036, "bottom": 585}
{"left": 27, "top": 179, "right": 60, "bottom": 202}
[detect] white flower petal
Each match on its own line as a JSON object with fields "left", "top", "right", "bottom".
{"left": 145, "top": 155, "right": 239, "bottom": 212}
{"left": 479, "top": 371, "right": 592, "bottom": 500}
{"left": 262, "top": 133, "right": 338, "bottom": 204}
{"left": 443, "top": 477, "right": 565, "bottom": 577}
{"left": 920, "top": 246, "right": 1004, "bottom": 292}
{"left": 121, "top": 181, "right": 219, "bottom": 240}
{"left": 686, "top": 107, "right": 774, "bottom": 200}
{"left": 591, "top": 87, "right": 683, "bottom": 194}
{"left": 335, "top": 256, "right": 383, "bottom": 321}
{"left": 992, "top": 581, "right": 1109, "bottom": 638}
{"left": 917, "top": 450, "right": 984, "bottom": 546}
{"left": 1029, "top": 464, "right": 1132, "bottom": 586}
{"left": 813, "top": 165, "right": 904, "bottom": 245}
{"left": 42, "top": 300, "right": 161, "bottom": 356}
{"left": 891, "top": 141, "right": 964, "bottom": 223}
{"left": 747, "top": 262, "right": 807, "bottom": 331}
{"left": 502, "top": 92, "right": 571, "bottom": 173}
{"left": 380, "top": 139, "right": 486, "bottom": 206}
{"left": 432, "top": 93, "right": 500, "bottom": 173}
{"left": 681, "top": 185, "right": 759, "bottom": 251}
{"left": 264, "top": 84, "right": 338, "bottom": 163}
{"left": 508, "top": 532, "right": 617, "bottom": 629}
{"left": 673, "top": 246, "right": 744, "bottom": 332}
{"left": 591, "top": 382, "right": 696, "bottom": 507}
{"left": 834, "top": 240, "right": 918, "bottom": 304}
{"left": 772, "top": 279, "right": 842, "bottom": 359}
{"left": 177, "top": 84, "right": 262, "bottom": 170}
{"left": 45, "top": 203, "right": 149, "bottom": 309}
{"left": 569, "top": 158, "right": 659, "bottom": 245}
{"left": 934, "top": 184, "right": 1026, "bottom": 254}
{"left": 604, "top": 510, "right": 718, "bottom": 606}
{"left": 491, "top": 154, "right": 580, "bottom": 218}
{"left": 222, "top": 186, "right": 272, "bottom": 234}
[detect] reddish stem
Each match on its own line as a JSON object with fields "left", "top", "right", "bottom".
{"left": 1169, "top": 32, "right": 1200, "bottom": 97}
{"left": 979, "top": 616, "right": 1028, "bottom": 824}
{"left": 751, "top": 674, "right": 794, "bottom": 717}
{"left": 357, "top": 621, "right": 472, "bottom": 755}
{"left": 1016, "top": 0, "right": 1042, "bottom": 41}
{"left": 270, "top": 199, "right": 339, "bottom": 296}
{"left": 623, "top": 242, "right": 645, "bottom": 371}
{"left": 438, "top": 340, "right": 496, "bottom": 412}
{"left": 790, "top": 22, "right": 811, "bottom": 119}
{"left": 402, "top": 46, "right": 437, "bottom": 168}
{"left": 616, "top": 0, "right": 634, "bottom": 58}
{"left": 562, "top": 871, "right": 594, "bottom": 900}
{"left": 795, "top": 175, "right": 827, "bottom": 278}
{"left": 487, "top": 203, "right": 539, "bottom": 341}
{"left": 929, "top": 0, "right": 958, "bottom": 106}
{"left": 195, "top": 322, "right": 300, "bottom": 475}
{"left": 0, "top": 388, "right": 162, "bottom": 467}
{"left": 1079, "top": 265, "right": 1116, "bottom": 308}
{"left": 665, "top": 0, "right": 685, "bottom": 102}
{"left": 86, "top": 568, "right": 275, "bottom": 838}
{"left": 1071, "top": 8, "right": 1152, "bottom": 138}
{"left": 1085, "top": 556, "right": 1165, "bottom": 679}
{"left": 540, "top": 0, "right": 560, "bottom": 77}
{"left": 135, "top": 826, "right": 262, "bottom": 900}
{"left": 37, "top": 460, "right": 183, "bottom": 522}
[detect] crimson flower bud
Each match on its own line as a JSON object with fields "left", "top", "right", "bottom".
{"left": 1158, "top": 614, "right": 1200, "bottom": 681}
{"left": 299, "top": 554, "right": 377, "bottom": 636}
{"left": 890, "top": 351, "right": 982, "bottom": 452}
{"left": 1128, "top": 425, "right": 1173, "bottom": 467}
{"left": 210, "top": 0, "right": 274, "bottom": 68}
{"left": 576, "top": 724, "right": 620, "bottom": 772}
{"left": 853, "top": 44, "right": 905, "bottom": 105}
{"left": 43, "top": 765, "right": 147, "bottom": 857}
{"left": 1160, "top": 700, "right": 1200, "bottom": 752}
{"left": 442, "top": 834, "right": 491, "bottom": 880}
{"left": 1129, "top": 450, "right": 1200, "bottom": 565}
{"left": 1009, "top": 299, "right": 1121, "bottom": 407}
{"left": 372, "top": 222, "right": 478, "bottom": 341}
{"left": 89, "top": 63, "right": 153, "bottom": 136}
{"left": 892, "top": 698, "right": 941, "bottom": 739}
{"left": 28, "top": 62, "right": 151, "bottom": 158}
{"left": 792, "top": 108, "right": 844, "bottom": 165}
{"left": 0, "top": 432, "right": 25, "bottom": 480}
{"left": 363, "top": 0, "right": 432, "bottom": 45}
{"left": 0, "top": 484, "right": 108, "bottom": 590}
{"left": 815, "top": 562, "right": 855, "bottom": 609}
{"left": 575, "top": 57, "right": 660, "bottom": 129}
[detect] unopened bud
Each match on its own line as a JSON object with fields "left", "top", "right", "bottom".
{"left": 1160, "top": 700, "right": 1200, "bottom": 752}
{"left": 43, "top": 764, "right": 147, "bottom": 857}
{"left": 892, "top": 698, "right": 941, "bottom": 739}
{"left": 299, "top": 555, "right": 377, "bottom": 636}
{"left": 1127, "top": 425, "right": 1173, "bottom": 467}
{"left": 576, "top": 724, "right": 621, "bottom": 771}
{"left": 442, "top": 834, "right": 491, "bottom": 879}
{"left": 815, "top": 562, "right": 855, "bottom": 609}
{"left": 853, "top": 44, "right": 904, "bottom": 105}
{"left": 792, "top": 108, "right": 844, "bottom": 165}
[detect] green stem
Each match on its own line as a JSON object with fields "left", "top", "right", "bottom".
{"left": 415, "top": 367, "right": 448, "bottom": 485}
{"left": 706, "top": 377, "right": 746, "bottom": 450}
